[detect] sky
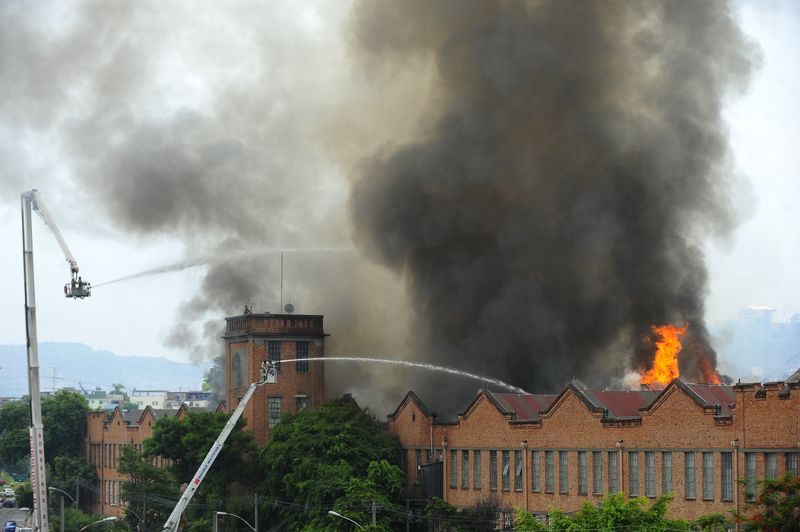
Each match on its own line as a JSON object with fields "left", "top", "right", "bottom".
{"left": 0, "top": 1, "right": 798, "bottom": 396}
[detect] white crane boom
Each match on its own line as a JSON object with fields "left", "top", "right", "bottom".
{"left": 21, "top": 189, "right": 92, "bottom": 531}
{"left": 161, "top": 362, "right": 276, "bottom": 532}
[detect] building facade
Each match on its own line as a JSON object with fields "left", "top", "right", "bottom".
{"left": 83, "top": 406, "right": 177, "bottom": 517}
{"left": 389, "top": 378, "right": 800, "bottom": 526}
{"left": 224, "top": 311, "right": 326, "bottom": 446}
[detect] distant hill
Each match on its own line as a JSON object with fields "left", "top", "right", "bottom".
{"left": 0, "top": 342, "right": 208, "bottom": 398}
{"left": 713, "top": 308, "right": 800, "bottom": 382}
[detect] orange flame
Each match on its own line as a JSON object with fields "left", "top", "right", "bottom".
{"left": 640, "top": 323, "right": 688, "bottom": 385}
{"left": 698, "top": 356, "right": 722, "bottom": 384}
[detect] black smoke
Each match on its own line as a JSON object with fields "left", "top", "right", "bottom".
{"left": 349, "top": 0, "right": 757, "bottom": 406}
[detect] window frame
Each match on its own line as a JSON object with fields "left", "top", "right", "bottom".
{"left": 685, "top": 451, "right": 696, "bottom": 500}
{"left": 629, "top": 451, "right": 639, "bottom": 497}
{"left": 702, "top": 452, "right": 714, "bottom": 501}
{"left": 645, "top": 451, "right": 656, "bottom": 498}
{"left": 268, "top": 396, "right": 282, "bottom": 428}
{"left": 295, "top": 341, "right": 310, "bottom": 373}
{"left": 490, "top": 450, "right": 498, "bottom": 491}
{"left": 662, "top": 451, "right": 673, "bottom": 494}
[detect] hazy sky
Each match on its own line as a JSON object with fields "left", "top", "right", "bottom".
{"left": 0, "top": 0, "right": 797, "bottom": 379}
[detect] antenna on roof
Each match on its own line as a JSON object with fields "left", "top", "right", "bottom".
{"left": 280, "top": 253, "right": 284, "bottom": 309}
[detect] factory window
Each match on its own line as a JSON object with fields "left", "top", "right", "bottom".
{"left": 268, "top": 341, "right": 281, "bottom": 371}
{"left": 268, "top": 396, "right": 282, "bottom": 428}
{"left": 685, "top": 452, "right": 696, "bottom": 500}
{"left": 545, "top": 451, "right": 554, "bottom": 493}
{"left": 450, "top": 450, "right": 457, "bottom": 488}
{"left": 592, "top": 451, "right": 602, "bottom": 495}
{"left": 609, "top": 451, "right": 618, "bottom": 494}
{"left": 514, "top": 450, "right": 523, "bottom": 491}
{"left": 662, "top": 452, "right": 673, "bottom": 494}
{"left": 531, "top": 450, "right": 541, "bottom": 492}
{"left": 787, "top": 452, "right": 799, "bottom": 478}
{"left": 426, "top": 449, "right": 433, "bottom": 464}
{"left": 502, "top": 450, "right": 510, "bottom": 490}
{"left": 462, "top": 450, "right": 470, "bottom": 489}
{"left": 232, "top": 349, "right": 248, "bottom": 388}
{"left": 645, "top": 451, "right": 656, "bottom": 498}
{"left": 490, "top": 450, "right": 498, "bottom": 490}
{"left": 629, "top": 452, "right": 639, "bottom": 497}
{"left": 765, "top": 452, "right": 777, "bottom": 479}
{"left": 745, "top": 453, "right": 757, "bottom": 501}
{"left": 702, "top": 452, "right": 714, "bottom": 500}
{"left": 415, "top": 448, "right": 422, "bottom": 480}
{"left": 473, "top": 450, "right": 481, "bottom": 489}
{"left": 295, "top": 395, "right": 309, "bottom": 411}
{"left": 559, "top": 451, "right": 569, "bottom": 494}
{"left": 721, "top": 452, "right": 733, "bottom": 501}
{"left": 578, "top": 451, "right": 587, "bottom": 495}
{"left": 296, "top": 341, "right": 309, "bottom": 373}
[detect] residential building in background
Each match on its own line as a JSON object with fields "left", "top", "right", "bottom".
{"left": 164, "top": 390, "right": 211, "bottom": 409}
{"left": 388, "top": 376, "right": 800, "bottom": 526}
{"left": 129, "top": 390, "right": 168, "bottom": 409}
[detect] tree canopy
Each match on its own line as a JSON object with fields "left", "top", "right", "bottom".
{"left": 0, "top": 391, "right": 89, "bottom": 466}
{"left": 514, "top": 494, "right": 691, "bottom": 531}
{"left": 735, "top": 474, "right": 800, "bottom": 531}
{"left": 258, "top": 394, "right": 404, "bottom": 531}
{"left": 142, "top": 409, "right": 258, "bottom": 530}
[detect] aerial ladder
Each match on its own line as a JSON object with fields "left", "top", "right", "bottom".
{"left": 161, "top": 361, "right": 277, "bottom": 532}
{"left": 21, "top": 189, "right": 92, "bottom": 531}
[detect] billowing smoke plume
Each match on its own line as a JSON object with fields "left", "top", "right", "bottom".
{"left": 0, "top": 1, "right": 412, "bottom": 412}
{"left": 0, "top": 1, "right": 757, "bottom": 414}
{"left": 348, "top": 0, "right": 756, "bottom": 406}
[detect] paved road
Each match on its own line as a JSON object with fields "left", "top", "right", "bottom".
{"left": 0, "top": 507, "right": 33, "bottom": 528}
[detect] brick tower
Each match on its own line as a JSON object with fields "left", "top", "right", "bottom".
{"left": 224, "top": 310, "right": 326, "bottom": 446}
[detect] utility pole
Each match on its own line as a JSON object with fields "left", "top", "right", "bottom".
{"left": 371, "top": 500, "right": 377, "bottom": 527}
{"left": 254, "top": 492, "right": 259, "bottom": 532}
{"left": 59, "top": 494, "right": 64, "bottom": 532}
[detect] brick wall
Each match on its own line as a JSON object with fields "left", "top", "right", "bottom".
{"left": 389, "top": 379, "right": 800, "bottom": 524}
{"left": 225, "top": 313, "right": 326, "bottom": 447}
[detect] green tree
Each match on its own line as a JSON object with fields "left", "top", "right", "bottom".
{"left": 145, "top": 410, "right": 256, "bottom": 490}
{"left": 111, "top": 383, "right": 125, "bottom": 394}
{"left": 258, "top": 395, "right": 404, "bottom": 531}
{"left": 0, "top": 392, "right": 89, "bottom": 470}
{"left": 514, "top": 493, "right": 690, "bottom": 531}
{"left": 118, "top": 445, "right": 178, "bottom": 530}
{"left": 42, "top": 390, "right": 90, "bottom": 461}
{"left": 423, "top": 496, "right": 501, "bottom": 531}
{"left": 49, "top": 507, "right": 109, "bottom": 532}
{"left": 735, "top": 474, "right": 800, "bottom": 531}
{"left": 49, "top": 454, "right": 97, "bottom": 509}
{"left": 0, "top": 399, "right": 29, "bottom": 466}
{"left": 143, "top": 410, "right": 257, "bottom": 527}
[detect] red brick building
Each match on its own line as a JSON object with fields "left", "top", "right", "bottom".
{"left": 82, "top": 405, "right": 190, "bottom": 517}
{"left": 224, "top": 311, "right": 326, "bottom": 446}
{"left": 389, "top": 377, "right": 800, "bottom": 526}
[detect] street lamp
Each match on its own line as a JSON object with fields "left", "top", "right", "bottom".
{"left": 328, "top": 510, "right": 364, "bottom": 529}
{"left": 78, "top": 516, "right": 117, "bottom": 531}
{"left": 111, "top": 503, "right": 144, "bottom": 531}
{"left": 49, "top": 487, "right": 78, "bottom": 532}
{"left": 215, "top": 511, "right": 256, "bottom": 531}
